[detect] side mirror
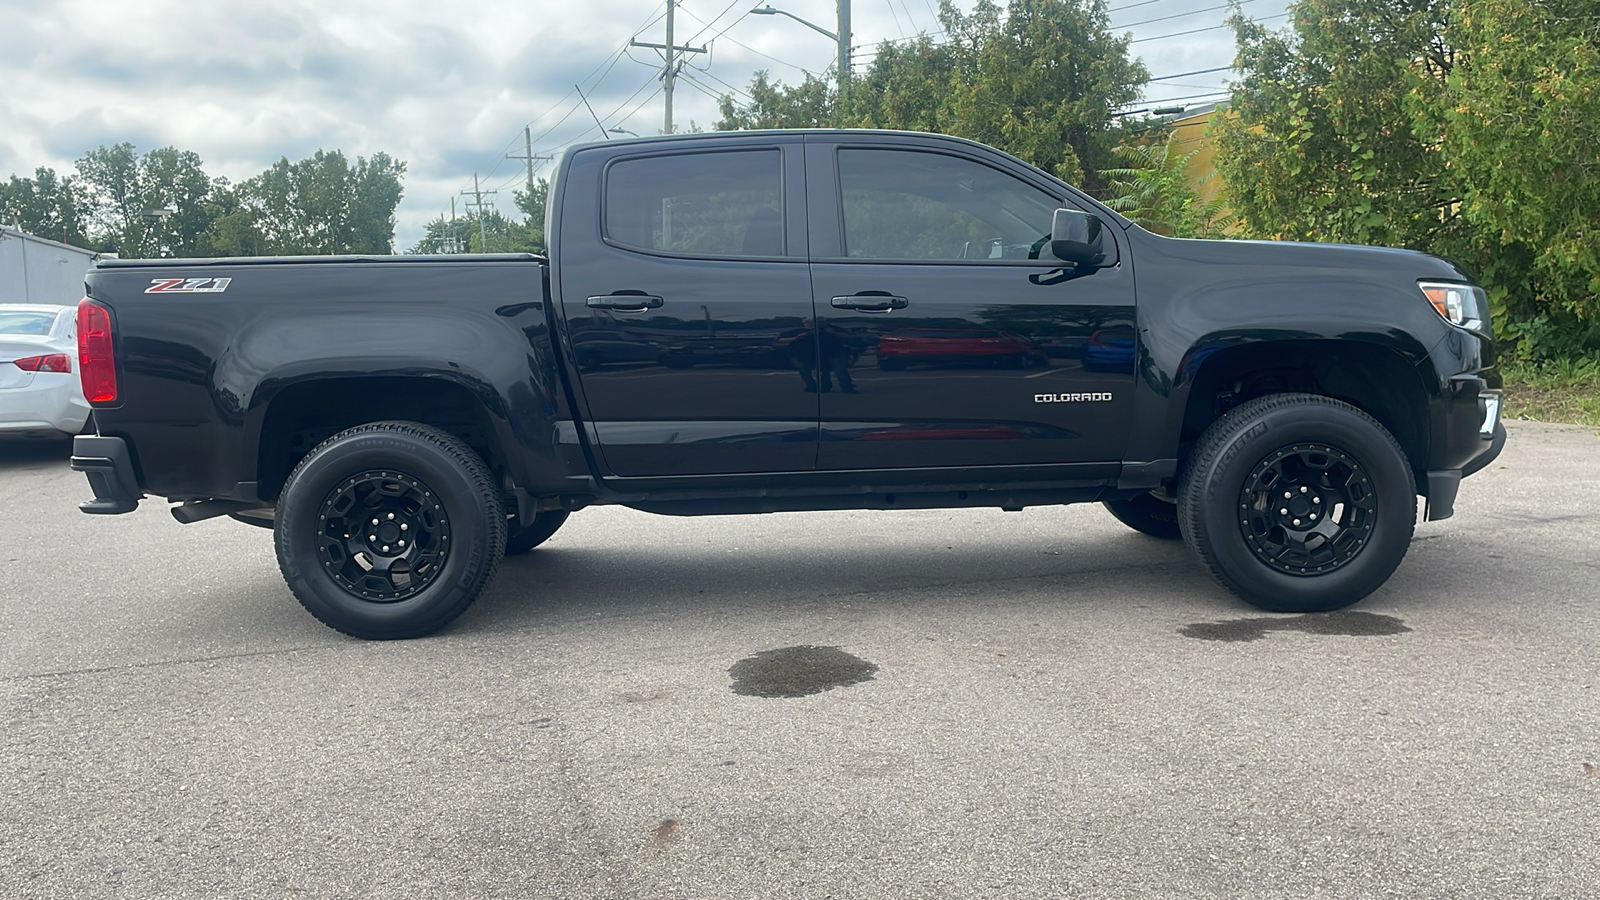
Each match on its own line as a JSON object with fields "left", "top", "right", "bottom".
{"left": 1050, "top": 209, "right": 1114, "bottom": 268}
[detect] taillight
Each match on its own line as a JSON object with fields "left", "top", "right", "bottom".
{"left": 77, "top": 299, "right": 117, "bottom": 404}
{"left": 13, "top": 354, "right": 73, "bottom": 373}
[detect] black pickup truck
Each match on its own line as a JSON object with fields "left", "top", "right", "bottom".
{"left": 69, "top": 130, "right": 1504, "bottom": 639}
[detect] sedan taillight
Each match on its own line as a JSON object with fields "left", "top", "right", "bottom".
{"left": 13, "top": 354, "right": 73, "bottom": 373}
{"left": 77, "top": 299, "right": 117, "bottom": 404}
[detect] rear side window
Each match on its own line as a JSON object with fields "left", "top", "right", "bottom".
{"left": 0, "top": 311, "right": 58, "bottom": 335}
{"left": 605, "top": 149, "right": 783, "bottom": 257}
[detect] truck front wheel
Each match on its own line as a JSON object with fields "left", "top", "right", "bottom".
{"left": 274, "top": 421, "right": 506, "bottom": 639}
{"left": 1178, "top": 393, "right": 1415, "bottom": 613}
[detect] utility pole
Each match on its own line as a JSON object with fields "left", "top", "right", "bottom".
{"left": 630, "top": 0, "right": 706, "bottom": 134}
{"left": 837, "top": 0, "right": 851, "bottom": 99}
{"left": 462, "top": 174, "right": 496, "bottom": 252}
{"left": 506, "top": 125, "right": 553, "bottom": 197}
{"left": 448, "top": 197, "right": 461, "bottom": 253}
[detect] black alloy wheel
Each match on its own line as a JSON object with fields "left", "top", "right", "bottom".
{"left": 275, "top": 421, "right": 505, "bottom": 639}
{"left": 1179, "top": 393, "right": 1415, "bottom": 613}
{"left": 316, "top": 471, "right": 451, "bottom": 601}
{"left": 1238, "top": 443, "right": 1376, "bottom": 575}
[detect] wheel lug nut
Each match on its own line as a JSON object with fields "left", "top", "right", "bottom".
{"left": 371, "top": 518, "right": 379, "bottom": 526}
{"left": 398, "top": 540, "right": 406, "bottom": 547}
{"left": 382, "top": 545, "right": 390, "bottom": 552}
{"left": 1314, "top": 496, "right": 1321, "bottom": 503}
{"left": 1310, "top": 513, "right": 1318, "bottom": 520}
{"left": 1284, "top": 492, "right": 1292, "bottom": 499}
{"left": 400, "top": 523, "right": 408, "bottom": 531}
{"left": 1300, "top": 486, "right": 1308, "bottom": 494}
{"left": 1293, "top": 518, "right": 1301, "bottom": 526}
{"left": 387, "top": 513, "right": 395, "bottom": 520}
{"left": 1280, "top": 508, "right": 1289, "bottom": 515}
{"left": 369, "top": 535, "right": 376, "bottom": 541}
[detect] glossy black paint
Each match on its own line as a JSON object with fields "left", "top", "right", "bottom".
{"left": 81, "top": 129, "right": 1499, "bottom": 519}
{"left": 802, "top": 134, "right": 1136, "bottom": 470}
{"left": 85, "top": 257, "right": 566, "bottom": 502}
{"left": 553, "top": 136, "right": 816, "bottom": 476}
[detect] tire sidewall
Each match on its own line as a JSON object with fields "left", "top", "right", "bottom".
{"left": 1187, "top": 400, "right": 1415, "bottom": 610}
{"left": 275, "top": 429, "right": 500, "bottom": 638}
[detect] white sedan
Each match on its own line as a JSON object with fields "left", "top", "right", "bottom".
{"left": 0, "top": 304, "right": 91, "bottom": 438}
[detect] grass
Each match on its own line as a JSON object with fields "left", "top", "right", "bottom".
{"left": 1500, "top": 357, "right": 1600, "bottom": 427}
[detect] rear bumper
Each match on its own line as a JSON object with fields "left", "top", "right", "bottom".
{"left": 71, "top": 435, "right": 143, "bottom": 514}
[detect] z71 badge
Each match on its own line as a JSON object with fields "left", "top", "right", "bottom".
{"left": 1035, "top": 392, "right": 1113, "bottom": 403}
{"left": 145, "top": 277, "right": 232, "bottom": 294}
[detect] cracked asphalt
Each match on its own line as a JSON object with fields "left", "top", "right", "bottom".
{"left": 2, "top": 420, "right": 1597, "bottom": 898}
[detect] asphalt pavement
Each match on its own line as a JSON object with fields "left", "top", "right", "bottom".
{"left": 1, "top": 421, "right": 1597, "bottom": 898}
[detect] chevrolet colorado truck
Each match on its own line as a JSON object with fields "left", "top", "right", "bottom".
{"left": 69, "top": 130, "right": 1505, "bottom": 639}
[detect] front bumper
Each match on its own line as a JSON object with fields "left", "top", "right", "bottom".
{"left": 1424, "top": 387, "right": 1505, "bottom": 521}
{"left": 71, "top": 435, "right": 143, "bottom": 514}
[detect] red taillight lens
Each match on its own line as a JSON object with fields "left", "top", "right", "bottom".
{"left": 13, "top": 354, "right": 73, "bottom": 373}
{"left": 77, "top": 299, "right": 118, "bottom": 404}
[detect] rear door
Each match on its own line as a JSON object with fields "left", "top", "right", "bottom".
{"left": 805, "top": 137, "right": 1137, "bottom": 472}
{"left": 555, "top": 137, "right": 818, "bottom": 477}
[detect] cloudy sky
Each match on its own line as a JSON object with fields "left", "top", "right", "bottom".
{"left": 0, "top": 0, "right": 1288, "bottom": 249}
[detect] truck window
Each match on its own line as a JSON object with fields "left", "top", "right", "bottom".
{"left": 837, "top": 149, "right": 1060, "bottom": 261}
{"left": 605, "top": 149, "right": 784, "bottom": 258}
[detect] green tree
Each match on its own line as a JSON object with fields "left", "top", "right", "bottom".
{"left": 1423, "top": 0, "right": 1600, "bottom": 327}
{"left": 409, "top": 207, "right": 544, "bottom": 255}
{"left": 715, "top": 72, "right": 836, "bottom": 130}
{"left": 236, "top": 150, "right": 406, "bottom": 255}
{"left": 715, "top": 0, "right": 1146, "bottom": 195}
{"left": 1214, "top": 0, "right": 1463, "bottom": 252}
{"left": 512, "top": 177, "right": 550, "bottom": 250}
{"left": 1103, "top": 134, "right": 1230, "bottom": 237}
{"left": 0, "top": 167, "right": 89, "bottom": 247}
{"left": 75, "top": 143, "right": 220, "bottom": 257}
{"left": 1215, "top": 0, "right": 1600, "bottom": 355}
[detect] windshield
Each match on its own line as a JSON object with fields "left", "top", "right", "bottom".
{"left": 0, "top": 311, "right": 59, "bottom": 336}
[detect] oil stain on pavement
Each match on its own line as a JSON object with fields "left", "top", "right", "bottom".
{"left": 729, "top": 645, "right": 878, "bottom": 698}
{"left": 1180, "top": 610, "right": 1412, "bottom": 642}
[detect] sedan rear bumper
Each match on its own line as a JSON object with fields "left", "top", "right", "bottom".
{"left": 71, "top": 435, "right": 143, "bottom": 514}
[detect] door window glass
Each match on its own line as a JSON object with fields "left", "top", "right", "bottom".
{"left": 838, "top": 149, "right": 1060, "bottom": 261}
{"left": 605, "top": 150, "right": 783, "bottom": 257}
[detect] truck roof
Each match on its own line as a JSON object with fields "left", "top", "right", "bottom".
{"left": 94, "top": 253, "right": 545, "bottom": 269}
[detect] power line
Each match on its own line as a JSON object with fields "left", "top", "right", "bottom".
{"left": 472, "top": 5, "right": 670, "bottom": 182}
{"left": 1150, "top": 65, "right": 1231, "bottom": 81}
{"left": 1116, "top": 0, "right": 1256, "bottom": 29}
{"left": 679, "top": 6, "right": 816, "bottom": 75}
{"left": 1130, "top": 12, "right": 1287, "bottom": 43}
{"left": 683, "top": 0, "right": 747, "bottom": 44}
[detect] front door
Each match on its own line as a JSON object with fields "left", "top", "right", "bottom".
{"left": 557, "top": 139, "right": 817, "bottom": 477}
{"left": 806, "top": 140, "right": 1138, "bottom": 471}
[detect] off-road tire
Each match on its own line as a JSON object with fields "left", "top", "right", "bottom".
{"left": 1103, "top": 493, "right": 1182, "bottom": 539}
{"left": 1178, "top": 393, "right": 1415, "bottom": 613}
{"left": 274, "top": 421, "right": 505, "bottom": 639}
{"left": 504, "top": 510, "right": 570, "bottom": 556}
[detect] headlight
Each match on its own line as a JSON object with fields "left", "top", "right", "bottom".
{"left": 1418, "top": 281, "right": 1487, "bottom": 332}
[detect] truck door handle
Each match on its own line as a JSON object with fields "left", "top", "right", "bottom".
{"left": 586, "top": 292, "right": 664, "bottom": 311}
{"left": 831, "top": 293, "right": 908, "bottom": 312}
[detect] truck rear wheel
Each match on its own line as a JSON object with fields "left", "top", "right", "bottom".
{"left": 274, "top": 421, "right": 505, "bottom": 639}
{"left": 505, "top": 509, "right": 570, "bottom": 555}
{"left": 1178, "top": 393, "right": 1415, "bottom": 613}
